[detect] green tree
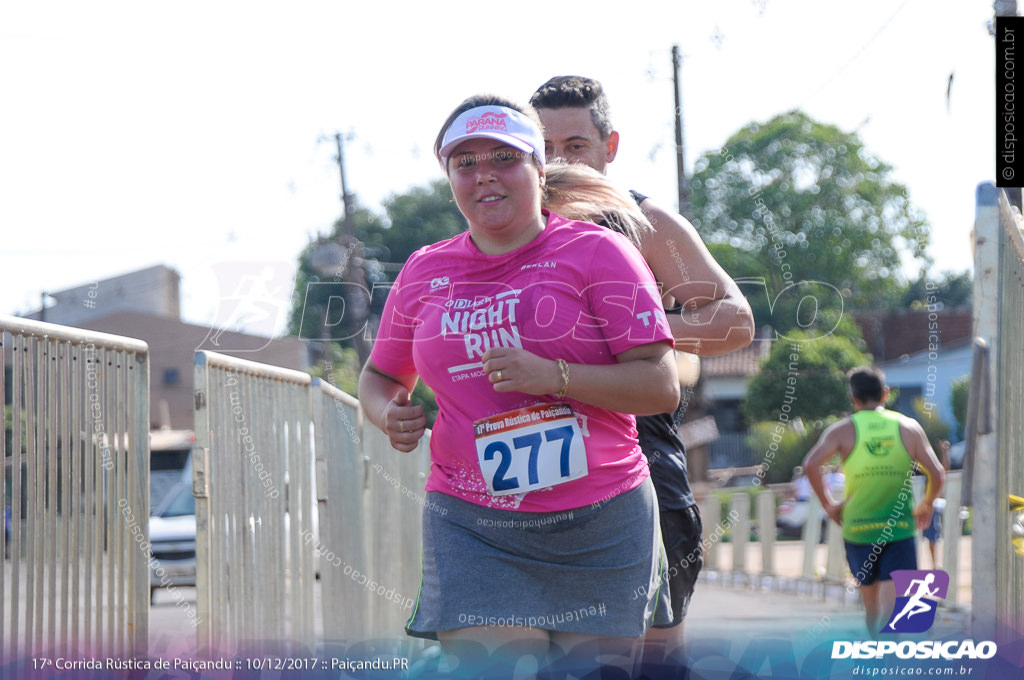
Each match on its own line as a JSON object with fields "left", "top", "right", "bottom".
{"left": 288, "top": 180, "right": 466, "bottom": 424}
{"left": 902, "top": 270, "right": 973, "bottom": 311}
{"left": 742, "top": 330, "right": 873, "bottom": 423}
{"left": 287, "top": 207, "right": 380, "bottom": 344}
{"left": 287, "top": 180, "right": 466, "bottom": 356}
{"left": 746, "top": 418, "right": 833, "bottom": 485}
{"left": 950, "top": 374, "right": 969, "bottom": 440}
{"left": 361, "top": 179, "right": 466, "bottom": 263}
{"left": 912, "top": 397, "right": 951, "bottom": 454}
{"left": 307, "top": 344, "right": 440, "bottom": 427}
{"left": 692, "top": 110, "right": 931, "bottom": 329}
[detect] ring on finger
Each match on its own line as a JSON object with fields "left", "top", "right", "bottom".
{"left": 399, "top": 419, "right": 406, "bottom": 433}
{"left": 495, "top": 370, "right": 503, "bottom": 382}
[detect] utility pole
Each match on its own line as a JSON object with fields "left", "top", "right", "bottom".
{"left": 671, "top": 44, "right": 710, "bottom": 486}
{"left": 312, "top": 131, "right": 371, "bottom": 366}
{"left": 672, "top": 44, "right": 692, "bottom": 221}
{"left": 333, "top": 132, "right": 357, "bottom": 238}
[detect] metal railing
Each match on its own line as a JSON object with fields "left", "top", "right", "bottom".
{"left": 313, "top": 377, "right": 430, "bottom": 642}
{"left": 700, "top": 473, "right": 966, "bottom": 607}
{"left": 311, "top": 377, "right": 368, "bottom": 642}
{"left": 970, "top": 183, "right": 1024, "bottom": 643}
{"left": 193, "top": 350, "right": 317, "bottom": 653}
{"left": 360, "top": 421, "right": 431, "bottom": 639}
{"left": 1, "top": 314, "right": 149, "bottom": 658}
{"left": 193, "top": 350, "right": 430, "bottom": 651}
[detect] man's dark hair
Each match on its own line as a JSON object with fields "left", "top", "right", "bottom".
{"left": 530, "top": 75, "right": 613, "bottom": 139}
{"left": 847, "top": 366, "right": 886, "bottom": 403}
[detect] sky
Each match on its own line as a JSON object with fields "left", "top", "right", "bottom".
{"left": 0, "top": 0, "right": 997, "bottom": 336}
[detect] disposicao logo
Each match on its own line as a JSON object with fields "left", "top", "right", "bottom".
{"left": 884, "top": 569, "right": 948, "bottom": 633}
{"left": 467, "top": 112, "right": 508, "bottom": 133}
{"left": 831, "top": 569, "right": 998, "bottom": 661}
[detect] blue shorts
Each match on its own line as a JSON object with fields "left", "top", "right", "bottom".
{"left": 844, "top": 537, "right": 917, "bottom": 586}
{"left": 923, "top": 508, "right": 942, "bottom": 542}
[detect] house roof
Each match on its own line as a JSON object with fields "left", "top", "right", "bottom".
{"left": 855, "top": 306, "right": 973, "bottom": 362}
{"left": 702, "top": 338, "right": 770, "bottom": 377}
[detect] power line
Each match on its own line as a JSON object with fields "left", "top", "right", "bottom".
{"left": 798, "top": 0, "right": 915, "bottom": 108}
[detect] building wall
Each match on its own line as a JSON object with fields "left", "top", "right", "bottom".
{"left": 74, "top": 311, "right": 309, "bottom": 430}
{"left": 879, "top": 343, "right": 972, "bottom": 436}
{"left": 704, "top": 375, "right": 750, "bottom": 401}
{"left": 30, "top": 265, "right": 181, "bottom": 327}
{"left": 856, "top": 307, "right": 973, "bottom": 362}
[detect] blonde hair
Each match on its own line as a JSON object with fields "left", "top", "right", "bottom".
{"left": 542, "top": 161, "right": 653, "bottom": 249}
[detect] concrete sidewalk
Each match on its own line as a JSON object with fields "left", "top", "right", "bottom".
{"left": 686, "top": 574, "right": 969, "bottom": 642}
{"left": 707, "top": 535, "right": 973, "bottom": 608}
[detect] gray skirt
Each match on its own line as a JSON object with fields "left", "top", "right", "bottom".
{"left": 405, "top": 478, "right": 671, "bottom": 639}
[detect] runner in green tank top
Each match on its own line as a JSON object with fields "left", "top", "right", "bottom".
{"left": 803, "top": 367, "right": 945, "bottom": 636}
{"left": 842, "top": 408, "right": 917, "bottom": 545}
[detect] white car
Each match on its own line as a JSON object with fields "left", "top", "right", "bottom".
{"left": 149, "top": 481, "right": 196, "bottom": 602}
{"left": 776, "top": 498, "right": 828, "bottom": 541}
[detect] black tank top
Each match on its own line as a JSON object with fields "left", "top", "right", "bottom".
{"left": 630, "top": 189, "right": 695, "bottom": 509}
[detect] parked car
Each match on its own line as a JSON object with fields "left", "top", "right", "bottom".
{"left": 147, "top": 458, "right": 322, "bottom": 603}
{"left": 149, "top": 480, "right": 196, "bottom": 602}
{"left": 149, "top": 429, "right": 194, "bottom": 509}
{"left": 776, "top": 498, "right": 828, "bottom": 541}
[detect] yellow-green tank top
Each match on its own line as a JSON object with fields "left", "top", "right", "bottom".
{"left": 841, "top": 409, "right": 916, "bottom": 544}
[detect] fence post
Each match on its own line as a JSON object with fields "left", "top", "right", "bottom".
{"left": 970, "top": 183, "right": 1001, "bottom": 641}
{"left": 757, "top": 490, "right": 775, "bottom": 575}
{"left": 801, "top": 494, "right": 824, "bottom": 578}
{"left": 702, "top": 495, "right": 722, "bottom": 571}
{"left": 824, "top": 520, "right": 844, "bottom": 581}
{"left": 942, "top": 473, "right": 963, "bottom": 608}
{"left": 193, "top": 352, "right": 214, "bottom": 650}
{"left": 731, "top": 493, "right": 750, "bottom": 573}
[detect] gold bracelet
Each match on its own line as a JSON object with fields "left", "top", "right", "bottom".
{"left": 556, "top": 358, "right": 570, "bottom": 399}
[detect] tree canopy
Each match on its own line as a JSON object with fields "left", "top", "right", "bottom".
{"left": 692, "top": 110, "right": 931, "bottom": 326}
{"left": 287, "top": 180, "right": 467, "bottom": 348}
{"left": 742, "top": 329, "right": 872, "bottom": 424}
{"left": 361, "top": 179, "right": 466, "bottom": 263}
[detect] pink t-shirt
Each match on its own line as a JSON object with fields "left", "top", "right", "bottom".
{"left": 370, "top": 211, "right": 673, "bottom": 512}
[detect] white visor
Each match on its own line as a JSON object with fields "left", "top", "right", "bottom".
{"left": 438, "top": 105, "right": 545, "bottom": 171}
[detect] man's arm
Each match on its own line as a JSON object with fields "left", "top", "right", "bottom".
{"left": 802, "top": 420, "right": 853, "bottom": 526}
{"left": 638, "top": 198, "right": 755, "bottom": 357}
{"left": 902, "top": 419, "right": 946, "bottom": 529}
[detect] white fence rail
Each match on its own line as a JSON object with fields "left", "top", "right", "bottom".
{"left": 312, "top": 377, "right": 368, "bottom": 641}
{"left": 192, "top": 350, "right": 317, "bottom": 653}
{"left": 193, "top": 350, "right": 430, "bottom": 652}
{"left": 1, "top": 314, "right": 149, "bottom": 658}
{"left": 312, "top": 377, "right": 431, "bottom": 643}
{"left": 699, "top": 473, "right": 965, "bottom": 607}
{"left": 970, "top": 182, "right": 1024, "bottom": 643}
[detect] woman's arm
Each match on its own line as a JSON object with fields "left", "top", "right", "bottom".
{"left": 480, "top": 342, "right": 680, "bottom": 416}
{"left": 358, "top": 359, "right": 426, "bottom": 453}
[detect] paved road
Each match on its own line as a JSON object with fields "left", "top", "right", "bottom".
{"left": 146, "top": 573, "right": 974, "bottom": 675}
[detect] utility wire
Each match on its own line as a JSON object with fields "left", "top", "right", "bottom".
{"left": 799, "top": 0, "right": 915, "bottom": 108}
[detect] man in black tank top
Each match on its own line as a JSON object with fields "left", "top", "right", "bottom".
{"left": 531, "top": 76, "right": 755, "bottom": 665}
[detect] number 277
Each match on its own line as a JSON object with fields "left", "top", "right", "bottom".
{"left": 483, "top": 425, "right": 575, "bottom": 492}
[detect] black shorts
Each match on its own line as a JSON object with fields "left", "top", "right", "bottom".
{"left": 652, "top": 505, "right": 703, "bottom": 627}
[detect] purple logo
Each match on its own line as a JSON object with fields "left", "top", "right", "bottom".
{"left": 883, "top": 569, "right": 949, "bottom": 633}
